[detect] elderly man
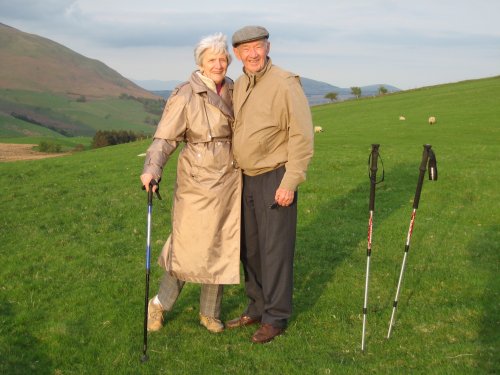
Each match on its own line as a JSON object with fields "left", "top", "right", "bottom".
{"left": 226, "top": 26, "right": 314, "bottom": 343}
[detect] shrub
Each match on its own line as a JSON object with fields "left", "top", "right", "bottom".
{"left": 38, "top": 141, "right": 62, "bottom": 153}
{"left": 92, "top": 130, "right": 148, "bottom": 149}
{"left": 73, "top": 144, "right": 85, "bottom": 152}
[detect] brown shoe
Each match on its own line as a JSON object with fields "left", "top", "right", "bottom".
{"left": 251, "top": 323, "right": 284, "bottom": 344}
{"left": 147, "top": 298, "right": 164, "bottom": 332}
{"left": 199, "top": 314, "right": 224, "bottom": 333}
{"left": 226, "top": 315, "right": 261, "bottom": 329}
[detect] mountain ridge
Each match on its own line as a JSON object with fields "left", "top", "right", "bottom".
{"left": 133, "top": 77, "right": 401, "bottom": 95}
{"left": 0, "top": 23, "right": 158, "bottom": 99}
{"left": 133, "top": 77, "right": 401, "bottom": 105}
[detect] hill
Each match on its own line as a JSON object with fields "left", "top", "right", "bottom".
{"left": 0, "top": 90, "right": 164, "bottom": 139}
{"left": 0, "top": 76, "right": 498, "bottom": 373}
{"left": 0, "top": 23, "right": 165, "bottom": 139}
{"left": 0, "top": 23, "right": 158, "bottom": 100}
{"left": 151, "top": 90, "right": 174, "bottom": 99}
{"left": 132, "top": 77, "right": 402, "bottom": 105}
{"left": 301, "top": 77, "right": 347, "bottom": 94}
{"left": 132, "top": 79, "right": 183, "bottom": 91}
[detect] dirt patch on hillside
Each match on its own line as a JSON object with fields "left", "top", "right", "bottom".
{"left": 0, "top": 143, "right": 70, "bottom": 162}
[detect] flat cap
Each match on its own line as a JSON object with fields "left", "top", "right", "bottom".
{"left": 232, "top": 26, "right": 269, "bottom": 47}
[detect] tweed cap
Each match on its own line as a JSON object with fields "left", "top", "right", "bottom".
{"left": 232, "top": 26, "right": 269, "bottom": 47}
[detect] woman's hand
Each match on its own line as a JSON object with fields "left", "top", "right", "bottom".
{"left": 140, "top": 173, "right": 157, "bottom": 192}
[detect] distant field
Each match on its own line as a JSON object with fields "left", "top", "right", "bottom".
{"left": 0, "top": 111, "right": 64, "bottom": 138}
{"left": 0, "top": 77, "right": 499, "bottom": 374}
{"left": 0, "top": 143, "right": 72, "bottom": 162}
{"left": 0, "top": 89, "right": 162, "bottom": 139}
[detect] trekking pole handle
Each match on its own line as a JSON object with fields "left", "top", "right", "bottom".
{"left": 368, "top": 144, "right": 380, "bottom": 211}
{"left": 413, "top": 145, "right": 431, "bottom": 209}
{"left": 428, "top": 148, "right": 438, "bottom": 181}
{"left": 150, "top": 179, "right": 161, "bottom": 203}
{"left": 142, "top": 178, "right": 162, "bottom": 204}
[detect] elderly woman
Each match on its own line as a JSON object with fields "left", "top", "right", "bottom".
{"left": 140, "top": 33, "right": 240, "bottom": 333}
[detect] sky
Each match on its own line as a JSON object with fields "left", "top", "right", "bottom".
{"left": 1, "top": 0, "right": 499, "bottom": 90}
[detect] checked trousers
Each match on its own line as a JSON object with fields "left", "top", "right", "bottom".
{"left": 157, "top": 271, "right": 223, "bottom": 318}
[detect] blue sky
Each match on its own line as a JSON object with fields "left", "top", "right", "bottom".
{"left": 1, "top": 0, "right": 499, "bottom": 89}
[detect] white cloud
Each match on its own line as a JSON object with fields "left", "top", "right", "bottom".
{"left": 1, "top": 0, "right": 499, "bottom": 89}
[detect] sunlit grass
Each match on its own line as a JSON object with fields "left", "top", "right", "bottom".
{"left": 1, "top": 77, "right": 499, "bottom": 374}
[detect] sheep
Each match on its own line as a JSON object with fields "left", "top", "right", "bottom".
{"left": 428, "top": 116, "right": 436, "bottom": 125}
{"left": 314, "top": 126, "right": 324, "bottom": 133}
{"left": 399, "top": 115, "right": 406, "bottom": 121}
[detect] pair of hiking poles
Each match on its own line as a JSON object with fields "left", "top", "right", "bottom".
{"left": 361, "top": 144, "right": 438, "bottom": 352}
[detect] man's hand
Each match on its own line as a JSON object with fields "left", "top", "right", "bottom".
{"left": 274, "top": 187, "right": 295, "bottom": 207}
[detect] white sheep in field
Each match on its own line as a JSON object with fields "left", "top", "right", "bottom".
{"left": 314, "top": 126, "right": 324, "bottom": 133}
{"left": 399, "top": 115, "right": 406, "bottom": 121}
{"left": 428, "top": 116, "right": 436, "bottom": 125}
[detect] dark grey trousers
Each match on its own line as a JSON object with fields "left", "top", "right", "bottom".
{"left": 241, "top": 166, "right": 297, "bottom": 329}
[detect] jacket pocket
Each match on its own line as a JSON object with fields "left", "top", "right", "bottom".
{"left": 189, "top": 142, "right": 233, "bottom": 190}
{"left": 259, "top": 138, "right": 269, "bottom": 155}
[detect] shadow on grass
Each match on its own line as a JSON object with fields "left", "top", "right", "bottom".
{"left": 292, "top": 162, "right": 419, "bottom": 321}
{"left": 0, "top": 296, "right": 53, "bottom": 374}
{"left": 469, "top": 225, "right": 500, "bottom": 373}
{"left": 143, "top": 160, "right": 423, "bottom": 365}
{"left": 219, "top": 161, "right": 417, "bottom": 328}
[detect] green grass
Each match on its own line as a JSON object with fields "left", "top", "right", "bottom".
{"left": 0, "top": 112, "right": 64, "bottom": 138}
{"left": 0, "top": 77, "right": 499, "bottom": 374}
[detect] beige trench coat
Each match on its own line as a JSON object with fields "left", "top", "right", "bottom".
{"left": 143, "top": 72, "right": 241, "bottom": 284}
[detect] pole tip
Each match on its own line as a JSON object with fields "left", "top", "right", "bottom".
{"left": 141, "top": 354, "right": 149, "bottom": 363}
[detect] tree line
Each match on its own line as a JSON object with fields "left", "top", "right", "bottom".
{"left": 92, "top": 130, "right": 148, "bottom": 148}
{"left": 324, "top": 85, "right": 389, "bottom": 102}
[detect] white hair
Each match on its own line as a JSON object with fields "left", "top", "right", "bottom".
{"left": 194, "top": 32, "right": 232, "bottom": 67}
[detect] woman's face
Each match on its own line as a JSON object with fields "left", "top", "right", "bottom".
{"left": 200, "top": 50, "right": 228, "bottom": 84}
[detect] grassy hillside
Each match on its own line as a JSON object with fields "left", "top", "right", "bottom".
{"left": 0, "top": 23, "right": 164, "bottom": 141}
{"left": 0, "top": 89, "right": 163, "bottom": 141}
{"left": 0, "top": 23, "right": 158, "bottom": 100}
{"left": 0, "top": 77, "right": 498, "bottom": 374}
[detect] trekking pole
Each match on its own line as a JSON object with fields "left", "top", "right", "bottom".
{"left": 361, "top": 144, "right": 383, "bottom": 353}
{"left": 141, "top": 179, "right": 161, "bottom": 363}
{"left": 387, "top": 144, "right": 437, "bottom": 339}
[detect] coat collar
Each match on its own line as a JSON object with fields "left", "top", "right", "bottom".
{"left": 189, "top": 71, "right": 234, "bottom": 120}
{"left": 234, "top": 58, "right": 272, "bottom": 119}
{"left": 242, "top": 57, "right": 272, "bottom": 91}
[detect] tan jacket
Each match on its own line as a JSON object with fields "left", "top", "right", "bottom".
{"left": 232, "top": 58, "right": 314, "bottom": 191}
{"left": 143, "top": 72, "right": 241, "bottom": 284}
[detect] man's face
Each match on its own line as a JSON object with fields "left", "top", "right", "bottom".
{"left": 233, "top": 40, "right": 270, "bottom": 74}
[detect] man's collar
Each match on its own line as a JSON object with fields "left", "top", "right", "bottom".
{"left": 243, "top": 57, "right": 272, "bottom": 89}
